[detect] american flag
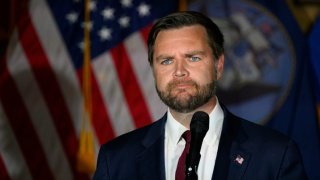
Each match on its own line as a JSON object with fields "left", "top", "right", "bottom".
{"left": 0, "top": 0, "right": 178, "bottom": 179}
{"left": 234, "top": 155, "right": 244, "bottom": 165}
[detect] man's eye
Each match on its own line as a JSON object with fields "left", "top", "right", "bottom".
{"left": 190, "top": 56, "right": 201, "bottom": 62}
{"left": 161, "top": 59, "right": 172, "bottom": 65}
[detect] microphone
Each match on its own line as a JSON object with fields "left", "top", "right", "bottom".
{"left": 186, "top": 111, "right": 209, "bottom": 180}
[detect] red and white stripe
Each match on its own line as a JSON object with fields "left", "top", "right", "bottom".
{"left": 0, "top": 103, "right": 33, "bottom": 180}
{"left": 0, "top": 0, "right": 167, "bottom": 179}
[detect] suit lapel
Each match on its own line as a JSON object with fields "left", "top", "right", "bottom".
{"left": 212, "top": 106, "right": 251, "bottom": 180}
{"left": 136, "top": 114, "right": 167, "bottom": 180}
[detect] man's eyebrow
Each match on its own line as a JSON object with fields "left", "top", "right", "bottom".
{"left": 155, "top": 54, "right": 174, "bottom": 61}
{"left": 184, "top": 50, "right": 206, "bottom": 57}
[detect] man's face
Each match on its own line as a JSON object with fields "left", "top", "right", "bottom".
{"left": 152, "top": 25, "right": 224, "bottom": 113}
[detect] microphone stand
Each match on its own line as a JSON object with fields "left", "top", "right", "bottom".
{"left": 185, "top": 154, "right": 200, "bottom": 180}
{"left": 184, "top": 111, "right": 209, "bottom": 180}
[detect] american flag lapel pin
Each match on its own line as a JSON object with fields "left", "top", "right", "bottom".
{"left": 234, "top": 155, "right": 244, "bottom": 165}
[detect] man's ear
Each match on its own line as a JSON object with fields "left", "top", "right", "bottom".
{"left": 216, "top": 54, "right": 224, "bottom": 80}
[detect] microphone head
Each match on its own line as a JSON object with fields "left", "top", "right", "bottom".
{"left": 190, "top": 111, "right": 209, "bottom": 134}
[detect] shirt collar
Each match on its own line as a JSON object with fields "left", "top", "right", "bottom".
{"left": 204, "top": 99, "right": 224, "bottom": 146}
{"left": 165, "top": 97, "right": 224, "bottom": 146}
{"left": 166, "top": 110, "right": 188, "bottom": 145}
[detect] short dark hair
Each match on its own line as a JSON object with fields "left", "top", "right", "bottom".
{"left": 147, "top": 11, "right": 224, "bottom": 65}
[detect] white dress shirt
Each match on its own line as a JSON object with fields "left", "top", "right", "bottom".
{"left": 164, "top": 100, "right": 224, "bottom": 180}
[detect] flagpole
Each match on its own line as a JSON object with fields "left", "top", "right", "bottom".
{"left": 179, "top": 0, "right": 188, "bottom": 11}
{"left": 77, "top": 0, "right": 96, "bottom": 174}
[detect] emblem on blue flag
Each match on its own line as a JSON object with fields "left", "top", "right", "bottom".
{"left": 190, "top": 0, "right": 295, "bottom": 124}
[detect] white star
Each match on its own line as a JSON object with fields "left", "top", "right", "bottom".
{"left": 78, "top": 41, "right": 84, "bottom": 50}
{"left": 81, "top": 21, "right": 94, "bottom": 31}
{"left": 121, "top": 0, "right": 132, "bottom": 8}
{"left": 137, "top": 3, "right": 151, "bottom": 17}
{"left": 98, "top": 27, "right": 112, "bottom": 41}
{"left": 66, "top": 12, "right": 78, "bottom": 23}
{"left": 118, "top": 16, "right": 130, "bottom": 28}
{"left": 101, "top": 7, "right": 115, "bottom": 20}
{"left": 78, "top": 41, "right": 91, "bottom": 51}
{"left": 89, "top": 1, "right": 97, "bottom": 11}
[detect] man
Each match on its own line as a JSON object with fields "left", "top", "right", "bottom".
{"left": 93, "top": 11, "right": 307, "bottom": 180}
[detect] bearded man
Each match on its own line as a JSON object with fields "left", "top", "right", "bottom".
{"left": 93, "top": 11, "right": 307, "bottom": 180}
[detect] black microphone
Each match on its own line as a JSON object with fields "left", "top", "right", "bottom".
{"left": 185, "top": 111, "right": 209, "bottom": 180}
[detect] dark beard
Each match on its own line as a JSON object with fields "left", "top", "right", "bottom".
{"left": 156, "top": 80, "right": 216, "bottom": 113}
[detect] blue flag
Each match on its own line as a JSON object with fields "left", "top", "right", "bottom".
{"left": 257, "top": 1, "right": 320, "bottom": 179}
{"left": 188, "top": 0, "right": 320, "bottom": 179}
{"left": 309, "top": 16, "right": 320, "bottom": 125}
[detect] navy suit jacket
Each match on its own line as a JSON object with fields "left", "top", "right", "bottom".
{"left": 93, "top": 108, "right": 307, "bottom": 180}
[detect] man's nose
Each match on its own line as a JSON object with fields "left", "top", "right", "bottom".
{"left": 173, "top": 60, "right": 189, "bottom": 78}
